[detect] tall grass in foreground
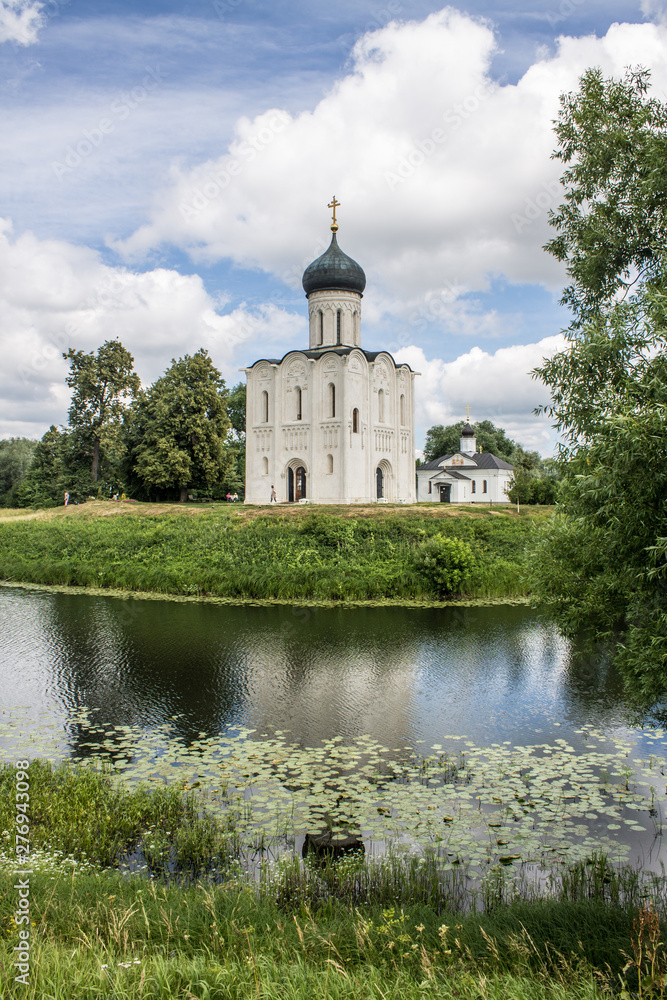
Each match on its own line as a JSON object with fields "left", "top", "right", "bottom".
{"left": 0, "top": 760, "right": 665, "bottom": 998}
{"left": 0, "top": 507, "right": 542, "bottom": 601}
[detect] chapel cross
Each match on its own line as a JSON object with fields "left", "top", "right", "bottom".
{"left": 466, "top": 405, "right": 470, "bottom": 421}
{"left": 328, "top": 196, "right": 340, "bottom": 231}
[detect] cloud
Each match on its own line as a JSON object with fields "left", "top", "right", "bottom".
{"left": 396, "top": 337, "right": 567, "bottom": 454}
{"left": 0, "top": 0, "right": 45, "bottom": 45}
{"left": 115, "top": 10, "right": 667, "bottom": 316}
{"left": 0, "top": 219, "right": 304, "bottom": 438}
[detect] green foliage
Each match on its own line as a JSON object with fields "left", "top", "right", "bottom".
{"left": 0, "top": 506, "right": 539, "bottom": 600}
{"left": 226, "top": 380, "right": 246, "bottom": 440}
{"left": 423, "top": 420, "right": 516, "bottom": 462}
{"left": 64, "top": 340, "right": 140, "bottom": 482}
{"left": 15, "top": 425, "right": 68, "bottom": 507}
{"left": 545, "top": 67, "right": 667, "bottom": 327}
{"left": 130, "top": 350, "right": 232, "bottom": 501}
{"left": 507, "top": 473, "right": 559, "bottom": 505}
{"left": 0, "top": 437, "right": 37, "bottom": 504}
{"left": 301, "top": 512, "right": 357, "bottom": 549}
{"left": 532, "top": 67, "right": 667, "bottom": 706}
{"left": 412, "top": 535, "right": 475, "bottom": 595}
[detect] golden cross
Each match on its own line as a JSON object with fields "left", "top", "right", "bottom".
{"left": 328, "top": 196, "right": 340, "bottom": 230}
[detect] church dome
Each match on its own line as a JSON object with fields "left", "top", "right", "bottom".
{"left": 461, "top": 423, "right": 474, "bottom": 437}
{"left": 302, "top": 233, "right": 366, "bottom": 296}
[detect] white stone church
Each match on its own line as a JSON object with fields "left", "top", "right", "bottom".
{"left": 243, "top": 204, "right": 418, "bottom": 504}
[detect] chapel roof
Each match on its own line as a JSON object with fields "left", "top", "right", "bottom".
{"left": 302, "top": 232, "right": 366, "bottom": 296}
{"left": 417, "top": 452, "right": 514, "bottom": 471}
{"left": 247, "top": 347, "right": 415, "bottom": 372}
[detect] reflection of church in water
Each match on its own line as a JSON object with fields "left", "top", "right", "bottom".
{"left": 243, "top": 200, "right": 418, "bottom": 504}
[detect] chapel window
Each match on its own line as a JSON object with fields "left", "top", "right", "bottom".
{"left": 262, "top": 456, "right": 268, "bottom": 476}
{"left": 296, "top": 386, "right": 302, "bottom": 421}
{"left": 261, "top": 390, "right": 269, "bottom": 423}
{"left": 400, "top": 394, "right": 405, "bottom": 425}
{"left": 352, "top": 407, "right": 359, "bottom": 433}
{"left": 336, "top": 310, "right": 341, "bottom": 345}
{"left": 318, "top": 311, "right": 323, "bottom": 346}
{"left": 327, "top": 454, "right": 333, "bottom": 474}
{"left": 483, "top": 480, "right": 487, "bottom": 493}
{"left": 378, "top": 388, "right": 385, "bottom": 423}
{"left": 328, "top": 382, "right": 336, "bottom": 418}
{"left": 471, "top": 481, "right": 476, "bottom": 494}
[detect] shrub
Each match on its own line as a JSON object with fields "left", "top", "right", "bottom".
{"left": 412, "top": 535, "right": 475, "bottom": 595}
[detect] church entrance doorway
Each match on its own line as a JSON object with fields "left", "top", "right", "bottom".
{"left": 287, "top": 465, "right": 307, "bottom": 502}
{"left": 376, "top": 467, "right": 384, "bottom": 499}
{"left": 439, "top": 484, "right": 451, "bottom": 503}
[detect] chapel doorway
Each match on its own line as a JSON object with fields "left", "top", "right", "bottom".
{"left": 439, "top": 484, "right": 451, "bottom": 503}
{"left": 376, "top": 466, "right": 384, "bottom": 499}
{"left": 288, "top": 465, "right": 307, "bottom": 502}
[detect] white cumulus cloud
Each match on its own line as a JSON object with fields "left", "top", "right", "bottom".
{"left": 0, "top": 0, "right": 44, "bottom": 45}
{"left": 0, "top": 220, "right": 304, "bottom": 438}
{"left": 115, "top": 10, "right": 667, "bottom": 318}
{"left": 396, "top": 337, "right": 567, "bottom": 454}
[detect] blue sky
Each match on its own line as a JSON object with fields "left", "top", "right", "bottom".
{"left": 1, "top": 0, "right": 665, "bottom": 453}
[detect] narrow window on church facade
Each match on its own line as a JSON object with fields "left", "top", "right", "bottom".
{"left": 400, "top": 394, "right": 405, "bottom": 425}
{"left": 328, "top": 382, "right": 336, "bottom": 418}
{"left": 261, "top": 390, "right": 269, "bottom": 423}
{"left": 327, "top": 453, "right": 333, "bottom": 474}
{"left": 483, "top": 480, "right": 487, "bottom": 493}
{"left": 336, "top": 310, "right": 341, "bottom": 345}
{"left": 428, "top": 482, "right": 431, "bottom": 494}
{"left": 262, "top": 456, "right": 268, "bottom": 476}
{"left": 318, "top": 311, "right": 323, "bottom": 346}
{"left": 352, "top": 407, "right": 359, "bottom": 433}
{"left": 378, "top": 388, "right": 385, "bottom": 423}
{"left": 296, "top": 386, "right": 302, "bottom": 421}
{"left": 471, "top": 481, "right": 476, "bottom": 494}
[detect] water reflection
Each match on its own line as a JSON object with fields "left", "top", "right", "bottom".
{"left": 0, "top": 588, "right": 640, "bottom": 761}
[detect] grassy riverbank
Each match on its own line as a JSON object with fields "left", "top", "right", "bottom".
{"left": 0, "top": 501, "right": 550, "bottom": 602}
{"left": 0, "top": 761, "right": 658, "bottom": 999}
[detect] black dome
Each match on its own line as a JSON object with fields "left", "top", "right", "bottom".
{"left": 461, "top": 423, "right": 475, "bottom": 436}
{"left": 302, "top": 233, "right": 366, "bottom": 295}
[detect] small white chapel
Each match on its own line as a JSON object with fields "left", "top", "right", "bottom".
{"left": 415, "top": 421, "right": 514, "bottom": 503}
{"left": 243, "top": 199, "right": 418, "bottom": 504}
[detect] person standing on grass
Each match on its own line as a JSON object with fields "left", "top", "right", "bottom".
{"left": 64, "top": 491, "right": 69, "bottom": 506}
{"left": 270, "top": 485, "right": 277, "bottom": 503}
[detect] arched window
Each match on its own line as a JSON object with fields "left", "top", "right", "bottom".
{"left": 400, "top": 394, "right": 405, "bottom": 425}
{"left": 336, "top": 310, "right": 341, "bottom": 345}
{"left": 352, "top": 407, "right": 359, "bottom": 433}
{"left": 262, "top": 456, "right": 268, "bottom": 476}
{"left": 295, "top": 386, "right": 302, "bottom": 421}
{"left": 318, "top": 310, "right": 323, "bottom": 346}
{"left": 327, "top": 453, "right": 333, "bottom": 474}
{"left": 378, "top": 388, "right": 385, "bottom": 423}
{"left": 328, "top": 382, "right": 336, "bottom": 418}
{"left": 261, "top": 390, "right": 269, "bottom": 423}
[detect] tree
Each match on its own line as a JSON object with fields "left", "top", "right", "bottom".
{"left": 0, "top": 438, "right": 37, "bottom": 505}
{"left": 130, "top": 349, "right": 232, "bottom": 502}
{"left": 423, "top": 420, "right": 516, "bottom": 462}
{"left": 531, "top": 67, "right": 667, "bottom": 706}
{"left": 64, "top": 340, "right": 140, "bottom": 482}
{"left": 16, "top": 426, "right": 67, "bottom": 507}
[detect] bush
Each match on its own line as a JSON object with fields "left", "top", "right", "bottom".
{"left": 412, "top": 535, "right": 475, "bottom": 595}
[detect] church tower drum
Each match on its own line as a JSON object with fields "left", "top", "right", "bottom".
{"left": 243, "top": 199, "right": 418, "bottom": 504}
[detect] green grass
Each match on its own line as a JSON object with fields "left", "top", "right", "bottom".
{"left": 0, "top": 504, "right": 550, "bottom": 602}
{"left": 0, "top": 760, "right": 663, "bottom": 999}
